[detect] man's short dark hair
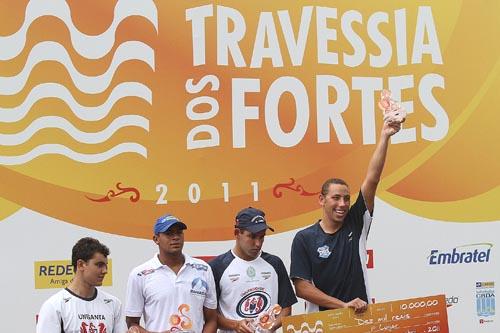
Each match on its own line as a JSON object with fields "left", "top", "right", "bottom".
{"left": 321, "top": 178, "right": 349, "bottom": 195}
{"left": 71, "top": 237, "right": 110, "bottom": 271}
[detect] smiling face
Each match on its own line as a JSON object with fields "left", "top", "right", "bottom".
{"left": 78, "top": 252, "right": 108, "bottom": 287}
{"left": 154, "top": 224, "right": 185, "bottom": 257}
{"left": 234, "top": 228, "right": 266, "bottom": 261}
{"left": 320, "top": 183, "right": 351, "bottom": 224}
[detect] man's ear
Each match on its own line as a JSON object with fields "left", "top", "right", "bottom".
{"left": 234, "top": 228, "right": 240, "bottom": 237}
{"left": 76, "top": 259, "right": 86, "bottom": 271}
{"left": 319, "top": 193, "right": 325, "bottom": 206}
{"left": 153, "top": 234, "right": 159, "bottom": 244}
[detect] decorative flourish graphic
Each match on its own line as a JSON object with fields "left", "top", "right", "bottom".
{"left": 0, "top": 0, "right": 157, "bottom": 165}
{"left": 0, "top": 0, "right": 158, "bottom": 60}
{"left": 273, "top": 178, "right": 320, "bottom": 198}
{"left": 85, "top": 183, "right": 140, "bottom": 203}
{"left": 286, "top": 320, "right": 323, "bottom": 333}
{"left": 0, "top": 41, "right": 154, "bottom": 95}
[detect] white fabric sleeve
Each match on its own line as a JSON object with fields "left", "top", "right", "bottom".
{"left": 36, "top": 299, "right": 61, "bottom": 333}
{"left": 204, "top": 265, "right": 218, "bottom": 309}
{"left": 112, "top": 298, "right": 128, "bottom": 333}
{"left": 125, "top": 270, "right": 145, "bottom": 317}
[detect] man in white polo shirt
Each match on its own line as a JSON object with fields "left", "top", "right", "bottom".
{"left": 125, "top": 214, "right": 217, "bottom": 333}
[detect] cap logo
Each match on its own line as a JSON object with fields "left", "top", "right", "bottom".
{"left": 161, "top": 215, "right": 178, "bottom": 223}
{"left": 251, "top": 215, "right": 265, "bottom": 224}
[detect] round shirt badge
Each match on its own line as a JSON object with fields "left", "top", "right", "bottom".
{"left": 247, "top": 266, "right": 256, "bottom": 278}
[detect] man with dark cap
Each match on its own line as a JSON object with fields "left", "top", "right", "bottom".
{"left": 209, "top": 207, "right": 297, "bottom": 333}
{"left": 125, "top": 214, "right": 217, "bottom": 333}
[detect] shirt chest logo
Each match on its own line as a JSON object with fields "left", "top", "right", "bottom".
{"left": 237, "top": 290, "right": 271, "bottom": 318}
{"left": 317, "top": 245, "right": 332, "bottom": 258}
{"left": 190, "top": 277, "right": 209, "bottom": 297}
{"left": 246, "top": 266, "right": 256, "bottom": 278}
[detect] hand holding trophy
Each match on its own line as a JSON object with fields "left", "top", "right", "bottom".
{"left": 378, "top": 89, "right": 407, "bottom": 125}
{"left": 249, "top": 304, "right": 282, "bottom": 333}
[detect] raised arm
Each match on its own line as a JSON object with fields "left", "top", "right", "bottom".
{"left": 361, "top": 121, "right": 401, "bottom": 214}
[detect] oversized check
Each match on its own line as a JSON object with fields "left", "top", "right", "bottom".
{"left": 283, "top": 295, "right": 448, "bottom": 333}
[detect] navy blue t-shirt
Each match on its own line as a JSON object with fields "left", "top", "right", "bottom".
{"left": 290, "top": 191, "right": 372, "bottom": 311}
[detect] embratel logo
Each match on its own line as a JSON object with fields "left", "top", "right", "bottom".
{"left": 427, "top": 243, "right": 492, "bottom": 265}
{"left": 476, "top": 281, "right": 495, "bottom": 319}
{"left": 34, "top": 260, "right": 112, "bottom": 289}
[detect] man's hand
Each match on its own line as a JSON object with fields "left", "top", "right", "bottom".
{"left": 382, "top": 120, "right": 402, "bottom": 137}
{"left": 344, "top": 298, "right": 368, "bottom": 313}
{"left": 234, "top": 319, "right": 254, "bottom": 333}
{"left": 127, "top": 326, "right": 143, "bottom": 333}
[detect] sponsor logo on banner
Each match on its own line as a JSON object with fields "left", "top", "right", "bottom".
{"left": 476, "top": 281, "right": 495, "bottom": 320}
{"left": 427, "top": 243, "right": 492, "bottom": 265}
{"left": 367, "top": 249, "right": 374, "bottom": 269}
{"left": 237, "top": 289, "right": 271, "bottom": 318}
{"left": 445, "top": 295, "right": 459, "bottom": 308}
{"left": 34, "top": 260, "right": 112, "bottom": 289}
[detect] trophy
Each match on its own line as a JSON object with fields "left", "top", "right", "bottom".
{"left": 249, "top": 304, "right": 282, "bottom": 333}
{"left": 378, "top": 89, "right": 407, "bottom": 124}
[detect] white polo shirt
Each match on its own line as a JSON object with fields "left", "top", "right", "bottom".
{"left": 125, "top": 254, "right": 217, "bottom": 332}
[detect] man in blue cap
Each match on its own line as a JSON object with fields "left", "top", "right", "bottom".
{"left": 125, "top": 214, "right": 217, "bottom": 333}
{"left": 209, "top": 207, "right": 297, "bottom": 333}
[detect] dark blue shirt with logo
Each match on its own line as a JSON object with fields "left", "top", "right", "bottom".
{"left": 290, "top": 191, "right": 372, "bottom": 311}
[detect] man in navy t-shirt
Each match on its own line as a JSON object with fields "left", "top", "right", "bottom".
{"left": 290, "top": 120, "right": 403, "bottom": 313}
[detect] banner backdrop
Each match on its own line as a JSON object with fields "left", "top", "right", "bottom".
{"left": 0, "top": 1, "right": 498, "bottom": 332}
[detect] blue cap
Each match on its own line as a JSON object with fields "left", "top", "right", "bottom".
{"left": 154, "top": 214, "right": 187, "bottom": 234}
{"left": 235, "top": 207, "right": 274, "bottom": 233}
